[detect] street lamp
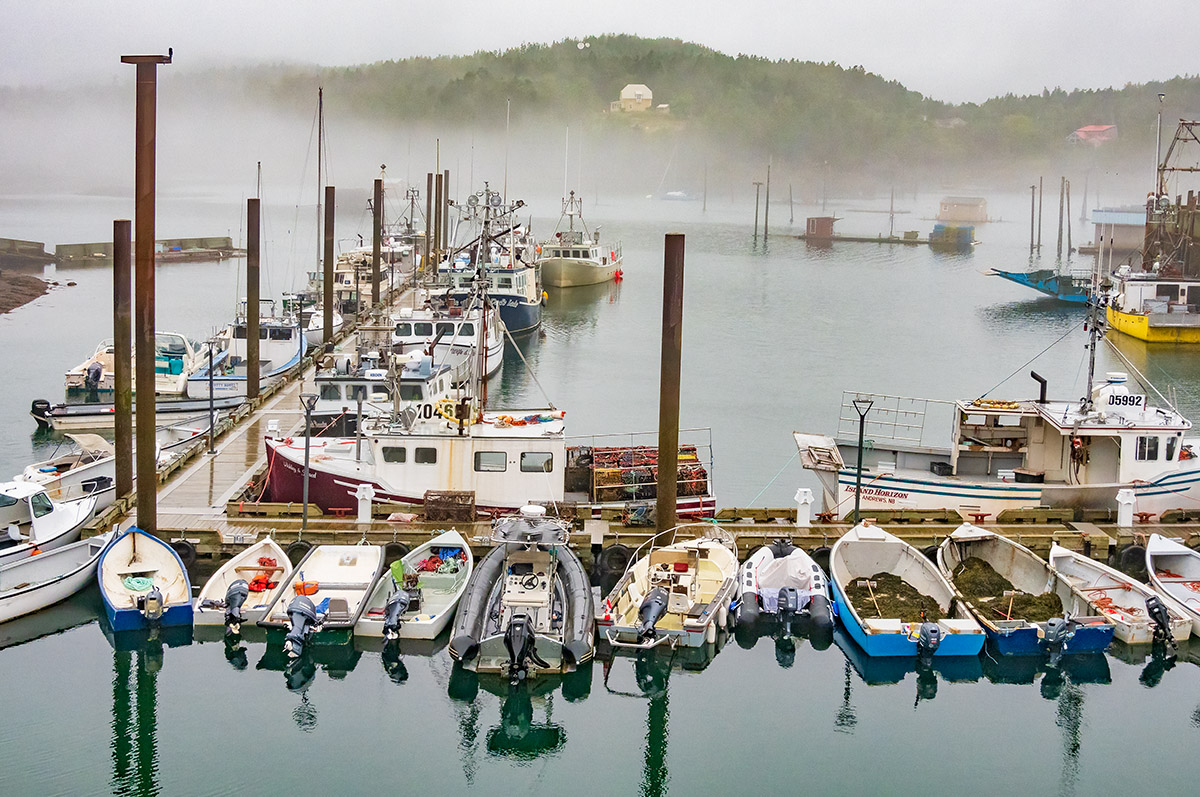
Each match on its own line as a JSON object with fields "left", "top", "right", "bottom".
{"left": 852, "top": 397, "right": 874, "bottom": 523}
{"left": 300, "top": 392, "right": 318, "bottom": 531}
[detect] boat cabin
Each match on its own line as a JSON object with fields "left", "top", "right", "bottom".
{"left": 0, "top": 482, "right": 58, "bottom": 532}
{"left": 1113, "top": 273, "right": 1200, "bottom": 315}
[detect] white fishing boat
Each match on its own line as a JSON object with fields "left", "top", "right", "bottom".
{"left": 302, "top": 306, "right": 344, "bottom": 349}
{"left": 597, "top": 530, "right": 739, "bottom": 649}
{"left": 357, "top": 529, "right": 474, "bottom": 640}
{"left": 186, "top": 299, "right": 304, "bottom": 399}
{"left": 392, "top": 296, "right": 505, "bottom": 385}
{"left": 257, "top": 544, "right": 385, "bottom": 657}
{"left": 0, "top": 483, "right": 97, "bottom": 567}
{"left": 194, "top": 537, "right": 292, "bottom": 632}
{"left": 1145, "top": 533, "right": 1200, "bottom": 636}
{"left": 536, "top": 190, "right": 622, "bottom": 288}
{"left": 64, "top": 332, "right": 206, "bottom": 396}
{"left": 15, "top": 434, "right": 115, "bottom": 507}
{"left": 98, "top": 526, "right": 193, "bottom": 630}
{"left": 1047, "top": 542, "right": 1191, "bottom": 644}
{"left": 311, "top": 349, "right": 457, "bottom": 436}
{"left": 0, "top": 532, "right": 113, "bottom": 624}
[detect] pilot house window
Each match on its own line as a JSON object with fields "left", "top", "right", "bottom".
{"left": 1167, "top": 437, "right": 1178, "bottom": 461}
{"left": 520, "top": 452, "right": 553, "bottom": 473}
{"left": 1136, "top": 436, "right": 1160, "bottom": 461}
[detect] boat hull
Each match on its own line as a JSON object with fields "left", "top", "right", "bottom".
{"left": 0, "top": 535, "right": 110, "bottom": 624}
{"left": 991, "top": 269, "right": 1088, "bottom": 303}
{"left": 98, "top": 528, "right": 194, "bottom": 631}
{"left": 830, "top": 577, "right": 985, "bottom": 657}
{"left": 540, "top": 257, "right": 619, "bottom": 288}
{"left": 1107, "top": 306, "right": 1200, "bottom": 343}
{"left": 355, "top": 530, "right": 472, "bottom": 640}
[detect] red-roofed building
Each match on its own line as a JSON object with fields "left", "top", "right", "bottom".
{"left": 1067, "top": 125, "right": 1118, "bottom": 145}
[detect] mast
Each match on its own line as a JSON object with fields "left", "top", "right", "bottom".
{"left": 317, "top": 87, "right": 323, "bottom": 268}
{"left": 1084, "top": 219, "right": 1103, "bottom": 411}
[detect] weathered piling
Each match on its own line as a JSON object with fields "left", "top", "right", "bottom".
{"left": 121, "top": 52, "right": 170, "bottom": 534}
{"left": 763, "top": 162, "right": 771, "bottom": 241}
{"left": 113, "top": 219, "right": 133, "bottom": 498}
{"left": 323, "top": 185, "right": 335, "bottom": 345}
{"left": 657, "top": 233, "right": 685, "bottom": 540}
{"left": 372, "top": 178, "right": 382, "bottom": 307}
{"left": 1057, "top": 176, "right": 1065, "bottom": 256}
{"left": 1029, "top": 185, "right": 1036, "bottom": 252}
{"left": 434, "top": 173, "right": 443, "bottom": 266}
{"left": 752, "top": 181, "right": 762, "bottom": 238}
{"left": 246, "top": 197, "right": 260, "bottom": 399}
{"left": 1037, "top": 176, "right": 1043, "bottom": 249}
{"left": 442, "top": 169, "right": 450, "bottom": 252}
{"left": 424, "top": 173, "right": 433, "bottom": 269}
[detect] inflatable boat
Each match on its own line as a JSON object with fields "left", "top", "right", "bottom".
{"left": 735, "top": 538, "right": 834, "bottom": 641}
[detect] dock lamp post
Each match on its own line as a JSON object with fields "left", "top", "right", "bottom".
{"left": 300, "top": 392, "right": 318, "bottom": 531}
{"left": 852, "top": 397, "right": 874, "bottom": 523}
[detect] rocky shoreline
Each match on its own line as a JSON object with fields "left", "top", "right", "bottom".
{"left": 1, "top": 272, "right": 50, "bottom": 314}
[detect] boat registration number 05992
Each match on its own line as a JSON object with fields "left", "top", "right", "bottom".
{"left": 1108, "top": 394, "right": 1144, "bottom": 407}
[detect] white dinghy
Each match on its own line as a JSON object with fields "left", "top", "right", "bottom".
{"left": 356, "top": 529, "right": 474, "bottom": 641}
{"left": 1146, "top": 534, "right": 1200, "bottom": 637}
{"left": 0, "top": 483, "right": 97, "bottom": 568}
{"left": 195, "top": 537, "right": 292, "bottom": 633}
{"left": 0, "top": 532, "right": 114, "bottom": 624}
{"left": 1048, "top": 543, "right": 1190, "bottom": 645}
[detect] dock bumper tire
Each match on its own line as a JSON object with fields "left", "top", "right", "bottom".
{"left": 286, "top": 539, "right": 313, "bottom": 564}
{"left": 170, "top": 539, "right": 197, "bottom": 569}
{"left": 383, "top": 542, "right": 410, "bottom": 564}
{"left": 596, "top": 544, "right": 632, "bottom": 577}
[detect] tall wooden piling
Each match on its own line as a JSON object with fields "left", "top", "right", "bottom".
{"left": 433, "top": 173, "right": 443, "bottom": 267}
{"left": 246, "top": 198, "right": 260, "bottom": 399}
{"left": 442, "top": 169, "right": 450, "bottom": 252}
{"left": 657, "top": 234, "right": 685, "bottom": 541}
{"left": 763, "top": 163, "right": 771, "bottom": 241}
{"left": 323, "top": 186, "right": 334, "bottom": 346}
{"left": 1037, "top": 177, "right": 1043, "bottom": 249}
{"left": 113, "top": 219, "right": 133, "bottom": 498}
{"left": 121, "top": 52, "right": 170, "bottom": 534}
{"left": 424, "top": 173, "right": 433, "bottom": 269}
{"left": 372, "top": 178, "right": 382, "bottom": 307}
{"left": 1065, "top": 181, "right": 1073, "bottom": 254}
{"left": 1029, "top": 185, "right": 1036, "bottom": 252}
{"left": 1057, "top": 176, "right": 1065, "bottom": 256}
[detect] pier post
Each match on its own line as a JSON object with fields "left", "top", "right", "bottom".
{"left": 752, "top": 182, "right": 763, "bottom": 239}
{"left": 1057, "top": 176, "right": 1065, "bottom": 257}
{"left": 764, "top": 162, "right": 771, "bottom": 241}
{"left": 1065, "top": 180, "right": 1072, "bottom": 254}
{"left": 372, "top": 178, "right": 382, "bottom": 307}
{"left": 1037, "top": 177, "right": 1043, "bottom": 249}
{"left": 424, "top": 173, "right": 433, "bottom": 270}
{"left": 656, "top": 234, "right": 685, "bottom": 541}
{"left": 323, "top": 186, "right": 335, "bottom": 343}
{"left": 246, "top": 197, "right": 260, "bottom": 400}
{"left": 113, "top": 219, "right": 133, "bottom": 499}
{"left": 121, "top": 51, "right": 171, "bottom": 534}
{"left": 1029, "top": 185, "right": 1036, "bottom": 253}
{"left": 434, "top": 173, "right": 443, "bottom": 268}
{"left": 443, "top": 169, "right": 450, "bottom": 252}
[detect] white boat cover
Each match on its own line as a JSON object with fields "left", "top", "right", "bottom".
{"left": 758, "top": 554, "right": 815, "bottom": 612}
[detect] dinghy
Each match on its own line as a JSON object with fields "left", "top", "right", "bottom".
{"left": 0, "top": 532, "right": 113, "bottom": 624}
{"left": 1048, "top": 542, "right": 1190, "bottom": 645}
{"left": 98, "top": 527, "right": 193, "bottom": 631}
{"left": 1145, "top": 533, "right": 1200, "bottom": 637}
{"left": 0, "top": 483, "right": 97, "bottom": 567}
{"left": 830, "top": 523, "right": 984, "bottom": 658}
{"left": 735, "top": 538, "right": 834, "bottom": 641}
{"left": 356, "top": 529, "right": 474, "bottom": 641}
{"left": 194, "top": 537, "right": 292, "bottom": 633}
{"left": 257, "top": 544, "right": 384, "bottom": 657}
{"left": 936, "top": 524, "right": 1112, "bottom": 659}
{"left": 450, "top": 506, "right": 593, "bottom": 682}
{"left": 597, "top": 528, "right": 738, "bottom": 650}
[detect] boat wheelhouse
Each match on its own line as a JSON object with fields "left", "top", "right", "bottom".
{"left": 312, "top": 351, "right": 457, "bottom": 436}
{"left": 1107, "top": 270, "right": 1200, "bottom": 343}
{"left": 186, "top": 299, "right": 303, "bottom": 399}
{"left": 537, "top": 190, "right": 623, "bottom": 288}
{"left": 392, "top": 300, "right": 504, "bottom": 385}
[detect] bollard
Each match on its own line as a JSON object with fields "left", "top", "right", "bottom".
{"left": 356, "top": 483, "right": 377, "bottom": 523}
{"left": 1116, "top": 488, "right": 1136, "bottom": 528}
{"left": 794, "top": 487, "right": 814, "bottom": 528}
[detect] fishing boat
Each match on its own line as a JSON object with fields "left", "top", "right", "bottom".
{"left": 357, "top": 528, "right": 474, "bottom": 641}
{"left": 597, "top": 529, "right": 738, "bottom": 650}
{"left": 734, "top": 538, "right": 834, "bottom": 642}
{"left": 98, "top": 526, "right": 193, "bottom": 631}
{"left": 186, "top": 299, "right": 304, "bottom": 399}
{"left": 29, "top": 396, "right": 244, "bottom": 431}
{"left": 1047, "top": 542, "right": 1190, "bottom": 644}
{"left": 392, "top": 294, "right": 505, "bottom": 385}
{"left": 15, "top": 434, "right": 116, "bottom": 508}
{"left": 283, "top": 294, "right": 344, "bottom": 349}
{"left": 991, "top": 268, "right": 1090, "bottom": 303}
{"left": 194, "top": 537, "right": 292, "bottom": 633}
{"left": 257, "top": 544, "right": 384, "bottom": 657}
{"left": 936, "top": 524, "right": 1112, "bottom": 658}
{"left": 64, "top": 332, "right": 205, "bottom": 397}
{"left": 0, "top": 532, "right": 113, "bottom": 624}
{"left": 1145, "top": 533, "right": 1200, "bottom": 636}
{"left": 0, "top": 484, "right": 96, "bottom": 567}
{"left": 449, "top": 506, "right": 593, "bottom": 681}
{"left": 829, "top": 523, "right": 984, "bottom": 658}
{"left": 536, "top": 190, "right": 622, "bottom": 288}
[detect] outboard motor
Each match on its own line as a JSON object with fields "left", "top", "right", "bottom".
{"left": 777, "top": 586, "right": 802, "bottom": 635}
{"left": 1145, "top": 594, "right": 1178, "bottom": 655}
{"left": 139, "top": 586, "right": 165, "bottom": 624}
{"left": 284, "top": 595, "right": 321, "bottom": 659}
{"left": 382, "top": 589, "right": 413, "bottom": 642}
{"left": 504, "top": 613, "right": 550, "bottom": 686}
{"left": 637, "top": 587, "right": 670, "bottom": 642}
{"left": 916, "top": 620, "right": 942, "bottom": 664}
{"left": 30, "top": 399, "right": 52, "bottom": 424}
{"left": 85, "top": 361, "right": 104, "bottom": 390}
{"left": 223, "top": 579, "right": 250, "bottom": 635}
{"left": 1042, "top": 616, "right": 1074, "bottom": 668}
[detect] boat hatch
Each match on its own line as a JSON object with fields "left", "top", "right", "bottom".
{"left": 794, "top": 433, "right": 844, "bottom": 471}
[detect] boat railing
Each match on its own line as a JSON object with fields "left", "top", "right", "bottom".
{"left": 837, "top": 391, "right": 955, "bottom": 448}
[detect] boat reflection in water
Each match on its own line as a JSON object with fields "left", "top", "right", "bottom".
{"left": 833, "top": 626, "right": 982, "bottom": 706}
{"left": 256, "top": 640, "right": 364, "bottom": 731}
{"left": 541, "top": 279, "right": 623, "bottom": 336}
{"left": 0, "top": 583, "right": 102, "bottom": 650}
{"left": 733, "top": 608, "right": 834, "bottom": 669}
{"left": 1108, "top": 638, "right": 1189, "bottom": 688}
{"left": 355, "top": 633, "right": 449, "bottom": 685}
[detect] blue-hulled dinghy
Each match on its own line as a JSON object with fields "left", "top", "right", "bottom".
{"left": 98, "top": 526, "right": 193, "bottom": 631}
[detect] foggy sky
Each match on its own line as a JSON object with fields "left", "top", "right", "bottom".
{"left": 0, "top": 0, "right": 1195, "bottom": 104}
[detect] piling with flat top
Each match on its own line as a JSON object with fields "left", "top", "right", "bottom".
{"left": 424, "top": 173, "right": 433, "bottom": 269}
{"left": 657, "top": 234, "right": 685, "bottom": 541}
{"left": 121, "top": 52, "right": 170, "bottom": 534}
{"left": 246, "top": 198, "right": 260, "bottom": 399}
{"left": 434, "top": 173, "right": 444, "bottom": 265}
{"left": 1037, "top": 177, "right": 1043, "bottom": 249}
{"left": 113, "top": 219, "right": 133, "bottom": 498}
{"left": 323, "top": 186, "right": 335, "bottom": 346}
{"left": 372, "top": 178, "right": 382, "bottom": 306}
{"left": 1057, "top": 176, "right": 1065, "bottom": 256}
{"left": 1029, "top": 185, "right": 1036, "bottom": 252}
{"left": 442, "top": 169, "right": 450, "bottom": 251}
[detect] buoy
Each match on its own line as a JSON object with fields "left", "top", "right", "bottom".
{"left": 706, "top": 621, "right": 717, "bottom": 644}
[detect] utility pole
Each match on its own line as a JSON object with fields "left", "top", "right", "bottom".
{"left": 752, "top": 181, "right": 763, "bottom": 239}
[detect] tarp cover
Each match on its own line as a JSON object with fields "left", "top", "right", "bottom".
{"left": 758, "top": 553, "right": 814, "bottom": 612}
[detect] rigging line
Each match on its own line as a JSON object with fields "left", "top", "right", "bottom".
{"left": 499, "top": 324, "right": 555, "bottom": 411}
{"left": 1103, "top": 337, "right": 1177, "bottom": 411}
{"left": 290, "top": 106, "right": 320, "bottom": 279}
{"left": 746, "top": 450, "right": 799, "bottom": 507}
{"left": 976, "top": 320, "right": 1085, "bottom": 399}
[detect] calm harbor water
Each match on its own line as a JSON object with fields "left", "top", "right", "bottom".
{"left": 3, "top": 187, "right": 1200, "bottom": 795}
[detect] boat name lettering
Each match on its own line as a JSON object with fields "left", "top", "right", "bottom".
{"left": 1108, "top": 394, "right": 1144, "bottom": 407}
{"left": 845, "top": 485, "right": 909, "bottom": 503}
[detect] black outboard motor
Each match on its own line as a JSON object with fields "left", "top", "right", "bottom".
{"left": 224, "top": 579, "right": 250, "bottom": 635}
{"left": 777, "top": 586, "right": 801, "bottom": 635}
{"left": 1145, "top": 594, "right": 1178, "bottom": 656}
{"left": 382, "top": 589, "right": 412, "bottom": 642}
{"left": 85, "top": 361, "right": 104, "bottom": 391}
{"left": 30, "top": 399, "right": 52, "bottom": 425}
{"left": 1042, "top": 616, "right": 1074, "bottom": 668}
{"left": 138, "top": 586, "right": 165, "bottom": 624}
{"left": 284, "top": 595, "right": 321, "bottom": 658}
{"left": 504, "top": 613, "right": 550, "bottom": 686}
{"left": 916, "top": 619, "right": 942, "bottom": 665}
{"left": 637, "top": 587, "right": 670, "bottom": 642}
